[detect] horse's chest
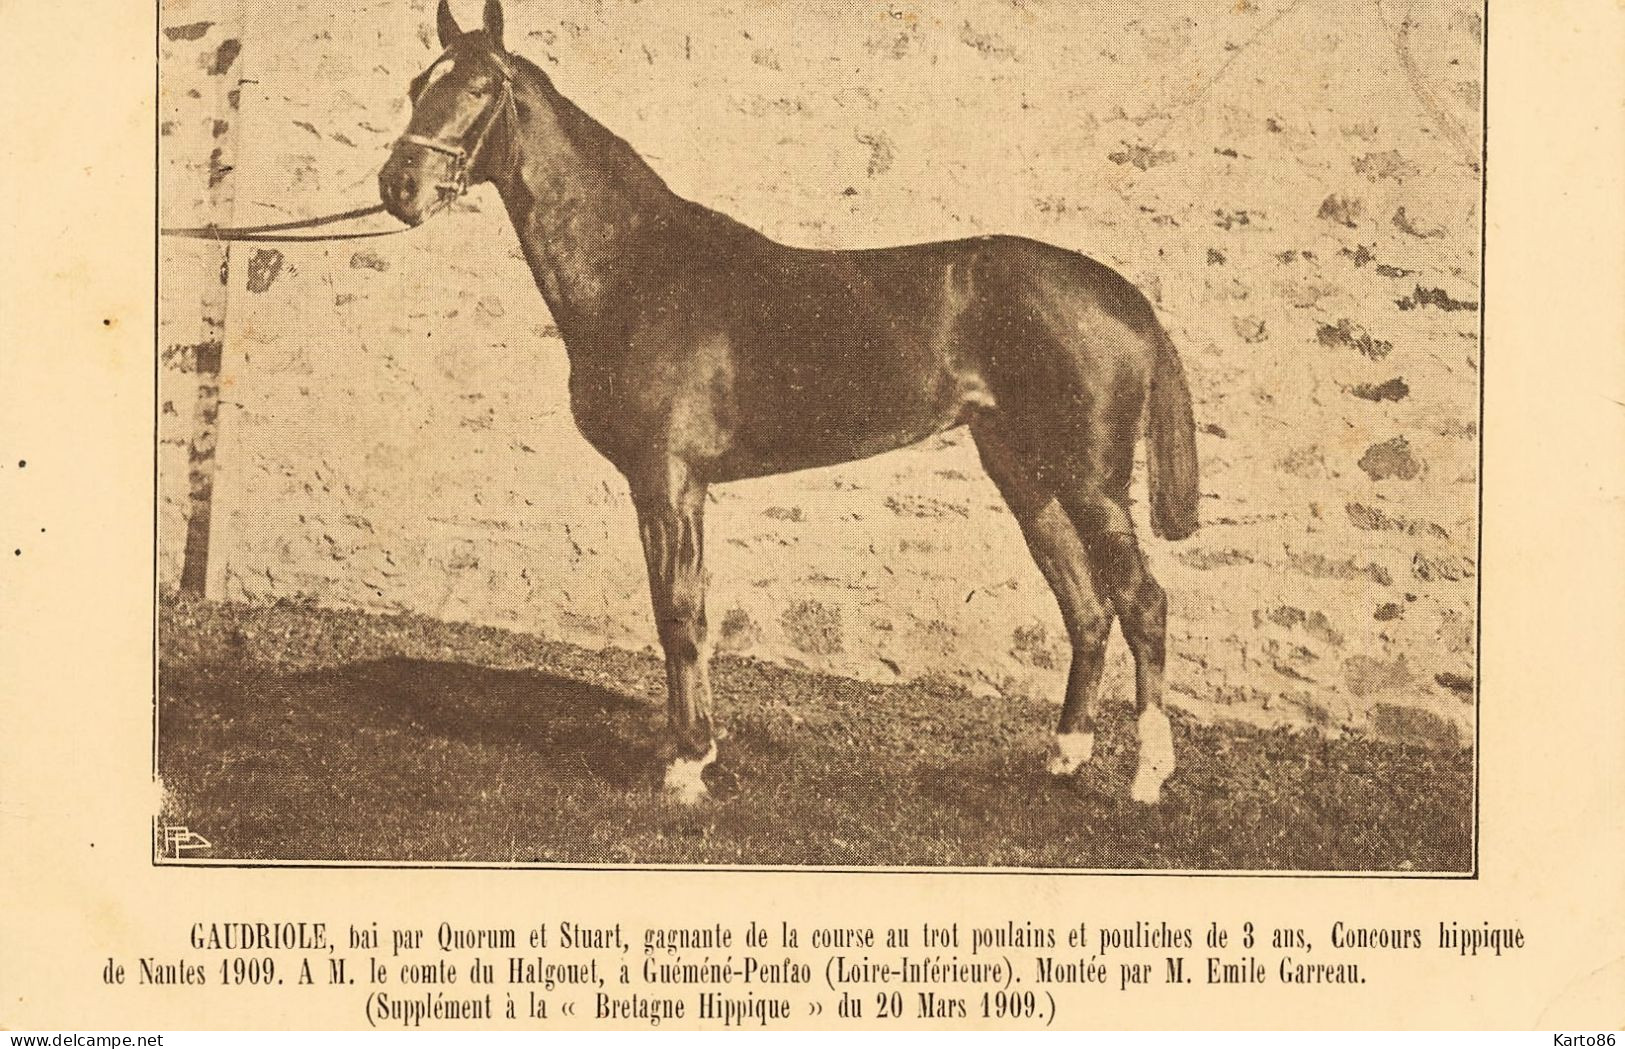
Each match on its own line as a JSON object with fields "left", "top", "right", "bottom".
{"left": 566, "top": 340, "right": 738, "bottom": 470}
{"left": 564, "top": 377, "right": 625, "bottom": 462}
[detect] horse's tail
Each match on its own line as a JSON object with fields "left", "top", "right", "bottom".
{"left": 1145, "top": 326, "right": 1201, "bottom": 540}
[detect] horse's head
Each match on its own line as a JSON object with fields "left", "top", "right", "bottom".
{"left": 379, "top": 0, "right": 516, "bottom": 225}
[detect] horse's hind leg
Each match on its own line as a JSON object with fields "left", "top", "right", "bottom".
{"left": 972, "top": 417, "right": 1113, "bottom": 775}
{"left": 1058, "top": 488, "right": 1174, "bottom": 804}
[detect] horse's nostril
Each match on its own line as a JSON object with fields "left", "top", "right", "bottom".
{"left": 399, "top": 172, "right": 419, "bottom": 198}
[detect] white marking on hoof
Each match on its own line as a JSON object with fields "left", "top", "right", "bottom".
{"left": 1046, "top": 731, "right": 1095, "bottom": 776}
{"left": 1130, "top": 707, "right": 1176, "bottom": 804}
{"left": 663, "top": 743, "right": 717, "bottom": 804}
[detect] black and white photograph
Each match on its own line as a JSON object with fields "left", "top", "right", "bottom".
{"left": 154, "top": 0, "right": 1484, "bottom": 870}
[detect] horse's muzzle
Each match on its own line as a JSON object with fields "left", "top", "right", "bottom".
{"left": 378, "top": 148, "right": 453, "bottom": 226}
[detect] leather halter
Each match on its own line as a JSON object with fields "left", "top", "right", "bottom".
{"left": 160, "top": 52, "right": 519, "bottom": 242}
{"left": 393, "top": 61, "right": 516, "bottom": 197}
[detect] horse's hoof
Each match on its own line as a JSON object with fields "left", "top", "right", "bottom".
{"left": 1130, "top": 767, "right": 1168, "bottom": 805}
{"left": 662, "top": 743, "right": 717, "bottom": 804}
{"left": 1047, "top": 732, "right": 1095, "bottom": 776}
{"left": 664, "top": 778, "right": 711, "bottom": 805}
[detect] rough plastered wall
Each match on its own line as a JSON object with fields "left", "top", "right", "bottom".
{"left": 160, "top": 0, "right": 1482, "bottom": 746}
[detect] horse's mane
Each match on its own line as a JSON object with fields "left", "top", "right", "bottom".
{"left": 502, "top": 47, "right": 768, "bottom": 246}
{"left": 509, "top": 51, "right": 673, "bottom": 202}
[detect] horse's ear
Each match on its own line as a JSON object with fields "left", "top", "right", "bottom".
{"left": 436, "top": 0, "right": 461, "bottom": 47}
{"left": 482, "top": 0, "right": 504, "bottom": 50}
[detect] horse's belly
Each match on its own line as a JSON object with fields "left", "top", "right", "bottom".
{"left": 714, "top": 360, "right": 992, "bottom": 480}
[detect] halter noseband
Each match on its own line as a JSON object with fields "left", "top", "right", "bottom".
{"left": 393, "top": 60, "right": 516, "bottom": 197}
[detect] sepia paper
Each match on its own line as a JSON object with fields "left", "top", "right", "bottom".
{"left": 2, "top": 0, "right": 1622, "bottom": 1031}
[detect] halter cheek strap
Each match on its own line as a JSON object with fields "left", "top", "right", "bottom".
{"left": 394, "top": 75, "right": 515, "bottom": 196}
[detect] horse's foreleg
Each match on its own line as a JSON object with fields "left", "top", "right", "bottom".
{"left": 631, "top": 461, "right": 715, "bottom": 803}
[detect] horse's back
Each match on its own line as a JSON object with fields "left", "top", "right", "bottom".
{"left": 616, "top": 221, "right": 1169, "bottom": 482}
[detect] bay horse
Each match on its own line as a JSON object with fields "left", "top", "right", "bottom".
{"left": 380, "top": 0, "right": 1201, "bottom": 805}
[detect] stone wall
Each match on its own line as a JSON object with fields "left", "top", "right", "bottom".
{"left": 160, "top": 0, "right": 1483, "bottom": 744}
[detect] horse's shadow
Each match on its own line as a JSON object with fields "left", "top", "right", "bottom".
{"left": 258, "top": 656, "right": 661, "bottom": 789}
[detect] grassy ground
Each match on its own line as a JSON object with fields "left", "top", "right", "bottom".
{"left": 158, "top": 594, "right": 1472, "bottom": 871}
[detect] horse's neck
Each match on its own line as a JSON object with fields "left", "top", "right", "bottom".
{"left": 492, "top": 70, "right": 683, "bottom": 341}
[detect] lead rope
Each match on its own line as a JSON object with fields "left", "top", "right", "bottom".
{"left": 163, "top": 76, "right": 516, "bottom": 244}
{"left": 159, "top": 202, "right": 408, "bottom": 243}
